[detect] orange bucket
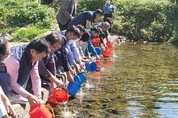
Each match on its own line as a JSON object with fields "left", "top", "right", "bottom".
{"left": 48, "top": 88, "right": 68, "bottom": 106}
{"left": 106, "top": 41, "right": 113, "bottom": 51}
{"left": 96, "top": 60, "right": 102, "bottom": 69}
{"left": 102, "top": 49, "right": 112, "bottom": 58}
{"left": 92, "top": 38, "right": 100, "bottom": 47}
{"left": 29, "top": 104, "right": 55, "bottom": 118}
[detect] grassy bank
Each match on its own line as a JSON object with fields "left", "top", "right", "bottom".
{"left": 1, "top": 0, "right": 178, "bottom": 43}
{"left": 77, "top": 0, "right": 178, "bottom": 42}
{"left": 0, "top": 0, "right": 55, "bottom": 41}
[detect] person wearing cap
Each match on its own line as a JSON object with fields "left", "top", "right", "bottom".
{"left": 94, "top": 22, "right": 111, "bottom": 51}
{"left": 68, "top": 9, "right": 103, "bottom": 29}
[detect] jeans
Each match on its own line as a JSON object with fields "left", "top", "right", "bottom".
{"left": 0, "top": 73, "right": 10, "bottom": 96}
{"left": 58, "top": 20, "right": 71, "bottom": 31}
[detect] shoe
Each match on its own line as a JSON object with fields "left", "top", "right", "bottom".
{"left": 8, "top": 94, "right": 28, "bottom": 104}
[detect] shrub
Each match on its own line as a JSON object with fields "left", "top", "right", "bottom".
{"left": 12, "top": 26, "right": 46, "bottom": 41}
{"left": 0, "top": 0, "right": 55, "bottom": 41}
{"left": 1, "top": 0, "right": 55, "bottom": 27}
{"left": 77, "top": 0, "right": 105, "bottom": 14}
{"left": 114, "top": 0, "right": 178, "bottom": 42}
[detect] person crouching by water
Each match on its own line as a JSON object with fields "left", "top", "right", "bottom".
{"left": 54, "top": 25, "right": 81, "bottom": 83}
{"left": 0, "top": 38, "right": 16, "bottom": 118}
{"left": 94, "top": 22, "right": 111, "bottom": 51}
{"left": 38, "top": 33, "right": 66, "bottom": 95}
{"left": 81, "top": 27, "right": 101, "bottom": 60}
{"left": 8, "top": 39, "right": 50, "bottom": 106}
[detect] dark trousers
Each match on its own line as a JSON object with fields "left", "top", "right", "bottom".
{"left": 0, "top": 73, "right": 10, "bottom": 96}
{"left": 104, "top": 14, "right": 113, "bottom": 33}
{"left": 58, "top": 20, "right": 71, "bottom": 31}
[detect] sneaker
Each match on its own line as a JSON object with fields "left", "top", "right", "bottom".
{"left": 8, "top": 94, "right": 28, "bottom": 104}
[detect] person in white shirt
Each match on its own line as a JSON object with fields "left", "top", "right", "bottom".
{"left": 0, "top": 86, "right": 16, "bottom": 118}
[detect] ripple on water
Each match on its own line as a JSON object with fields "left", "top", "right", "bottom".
{"left": 159, "top": 97, "right": 178, "bottom": 101}
{"left": 63, "top": 42, "right": 178, "bottom": 117}
{"left": 127, "top": 107, "right": 144, "bottom": 118}
{"left": 163, "top": 92, "right": 178, "bottom": 96}
{"left": 85, "top": 83, "right": 95, "bottom": 90}
{"left": 155, "top": 102, "right": 178, "bottom": 118}
{"left": 61, "top": 107, "right": 77, "bottom": 118}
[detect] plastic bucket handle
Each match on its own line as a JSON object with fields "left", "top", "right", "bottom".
{"left": 45, "top": 105, "right": 55, "bottom": 118}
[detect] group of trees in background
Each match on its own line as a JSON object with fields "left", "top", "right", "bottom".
{"left": 1, "top": 0, "right": 178, "bottom": 42}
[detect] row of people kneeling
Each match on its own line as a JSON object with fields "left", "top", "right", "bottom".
{"left": 0, "top": 21, "right": 113, "bottom": 117}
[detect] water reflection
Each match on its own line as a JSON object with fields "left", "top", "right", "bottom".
{"left": 58, "top": 41, "right": 178, "bottom": 117}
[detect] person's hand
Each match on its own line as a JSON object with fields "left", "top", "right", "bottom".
{"left": 49, "top": 86, "right": 56, "bottom": 95}
{"left": 54, "top": 78, "right": 66, "bottom": 88}
{"left": 4, "top": 99, "right": 16, "bottom": 118}
{"left": 27, "top": 94, "right": 40, "bottom": 106}
{"left": 66, "top": 71, "right": 74, "bottom": 82}
{"left": 82, "top": 58, "right": 90, "bottom": 63}
{"left": 74, "top": 64, "right": 81, "bottom": 74}
{"left": 70, "top": 16, "right": 74, "bottom": 20}
{"left": 70, "top": 69, "right": 76, "bottom": 76}
{"left": 38, "top": 98, "right": 44, "bottom": 104}
{"left": 79, "top": 61, "right": 85, "bottom": 69}
{"left": 96, "top": 55, "right": 100, "bottom": 60}
{"left": 87, "top": 55, "right": 91, "bottom": 60}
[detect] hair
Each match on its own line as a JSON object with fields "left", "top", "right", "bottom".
{"left": 66, "top": 25, "right": 80, "bottom": 38}
{"left": 102, "top": 22, "right": 110, "bottom": 28}
{"left": 105, "top": 17, "right": 113, "bottom": 24}
{"left": 95, "top": 9, "right": 104, "bottom": 16}
{"left": 91, "top": 27, "right": 101, "bottom": 34}
{"left": 0, "top": 38, "right": 8, "bottom": 61}
{"left": 45, "top": 32, "right": 64, "bottom": 46}
{"left": 77, "top": 24, "right": 86, "bottom": 33}
{"left": 80, "top": 31, "right": 90, "bottom": 42}
{"left": 29, "top": 39, "right": 50, "bottom": 54}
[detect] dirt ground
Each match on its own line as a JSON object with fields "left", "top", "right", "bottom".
{"left": 9, "top": 42, "right": 28, "bottom": 46}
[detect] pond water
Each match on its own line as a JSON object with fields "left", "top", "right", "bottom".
{"left": 54, "top": 41, "right": 178, "bottom": 118}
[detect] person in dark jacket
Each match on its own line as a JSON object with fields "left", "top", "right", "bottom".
{"left": 94, "top": 22, "right": 110, "bottom": 51}
{"left": 68, "top": 9, "right": 103, "bottom": 29}
{"left": 39, "top": 32, "right": 66, "bottom": 95}
{"left": 8, "top": 39, "right": 50, "bottom": 106}
{"left": 54, "top": 25, "right": 80, "bottom": 82}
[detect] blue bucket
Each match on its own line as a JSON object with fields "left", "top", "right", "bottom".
{"left": 95, "top": 47, "right": 102, "bottom": 55}
{"left": 85, "top": 61, "right": 97, "bottom": 72}
{"left": 67, "top": 82, "right": 81, "bottom": 96}
{"left": 77, "top": 73, "right": 87, "bottom": 84}
{"left": 74, "top": 75, "right": 81, "bottom": 84}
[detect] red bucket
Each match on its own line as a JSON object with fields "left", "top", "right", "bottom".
{"left": 106, "top": 41, "right": 113, "bottom": 51}
{"left": 102, "top": 49, "right": 112, "bottom": 58}
{"left": 92, "top": 38, "right": 100, "bottom": 47}
{"left": 48, "top": 88, "right": 68, "bottom": 106}
{"left": 96, "top": 60, "right": 102, "bottom": 69}
{"left": 29, "top": 104, "right": 55, "bottom": 118}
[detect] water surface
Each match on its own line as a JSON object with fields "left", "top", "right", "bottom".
{"left": 55, "top": 41, "right": 178, "bottom": 118}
